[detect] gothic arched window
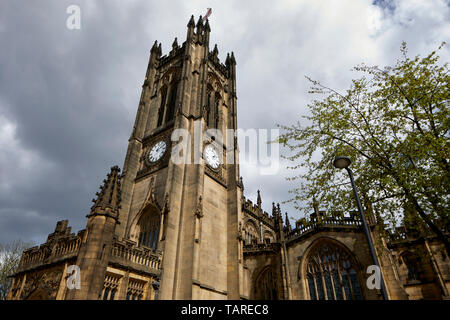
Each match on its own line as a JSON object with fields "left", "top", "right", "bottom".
{"left": 214, "top": 92, "right": 221, "bottom": 128}
{"left": 206, "top": 88, "right": 212, "bottom": 127}
{"left": 165, "top": 81, "right": 178, "bottom": 123}
{"left": 245, "top": 221, "right": 259, "bottom": 245}
{"left": 305, "top": 240, "right": 363, "bottom": 300}
{"left": 157, "top": 86, "right": 167, "bottom": 127}
{"left": 137, "top": 208, "right": 161, "bottom": 251}
{"left": 401, "top": 252, "right": 420, "bottom": 282}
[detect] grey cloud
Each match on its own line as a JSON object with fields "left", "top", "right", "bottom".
{"left": 0, "top": 0, "right": 448, "bottom": 244}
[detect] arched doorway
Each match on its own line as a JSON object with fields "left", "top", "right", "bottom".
{"left": 254, "top": 266, "right": 279, "bottom": 300}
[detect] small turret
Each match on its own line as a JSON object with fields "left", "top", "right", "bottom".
{"left": 230, "top": 52, "right": 236, "bottom": 65}
{"left": 212, "top": 44, "right": 219, "bottom": 57}
{"left": 172, "top": 37, "right": 178, "bottom": 50}
{"left": 196, "top": 15, "right": 203, "bottom": 34}
{"left": 257, "top": 190, "right": 262, "bottom": 209}
{"left": 89, "top": 166, "right": 122, "bottom": 220}
{"left": 204, "top": 19, "right": 211, "bottom": 32}
{"left": 225, "top": 53, "right": 231, "bottom": 67}
{"left": 171, "top": 37, "right": 179, "bottom": 56}
{"left": 187, "top": 15, "right": 195, "bottom": 40}
{"left": 157, "top": 43, "right": 162, "bottom": 56}
{"left": 151, "top": 40, "right": 158, "bottom": 54}
{"left": 187, "top": 15, "right": 195, "bottom": 28}
{"left": 285, "top": 212, "right": 291, "bottom": 229}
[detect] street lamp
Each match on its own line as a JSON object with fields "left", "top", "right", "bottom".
{"left": 333, "top": 156, "right": 389, "bottom": 300}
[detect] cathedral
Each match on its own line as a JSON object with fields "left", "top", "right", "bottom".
{"left": 7, "top": 16, "right": 450, "bottom": 300}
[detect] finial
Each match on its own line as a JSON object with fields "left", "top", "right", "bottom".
{"left": 90, "top": 166, "right": 122, "bottom": 216}
{"left": 157, "top": 43, "right": 162, "bottom": 56}
{"left": 172, "top": 37, "right": 178, "bottom": 50}
{"left": 204, "top": 19, "right": 211, "bottom": 32}
{"left": 196, "top": 15, "right": 204, "bottom": 28}
{"left": 257, "top": 190, "right": 262, "bottom": 208}
{"left": 285, "top": 212, "right": 291, "bottom": 227}
{"left": 151, "top": 40, "right": 158, "bottom": 53}
{"left": 187, "top": 15, "right": 195, "bottom": 28}
{"left": 213, "top": 44, "right": 218, "bottom": 56}
{"left": 230, "top": 51, "right": 236, "bottom": 64}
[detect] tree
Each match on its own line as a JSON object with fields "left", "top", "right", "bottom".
{"left": 0, "top": 239, "right": 34, "bottom": 300}
{"left": 278, "top": 42, "right": 450, "bottom": 254}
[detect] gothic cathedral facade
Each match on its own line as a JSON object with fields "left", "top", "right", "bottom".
{"left": 7, "top": 16, "right": 450, "bottom": 300}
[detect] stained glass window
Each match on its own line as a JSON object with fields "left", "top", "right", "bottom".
{"left": 305, "top": 241, "right": 364, "bottom": 300}
{"left": 137, "top": 208, "right": 160, "bottom": 251}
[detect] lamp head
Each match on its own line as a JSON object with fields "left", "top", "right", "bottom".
{"left": 333, "top": 156, "right": 351, "bottom": 169}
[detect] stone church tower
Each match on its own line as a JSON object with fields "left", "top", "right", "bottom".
{"left": 7, "top": 16, "right": 450, "bottom": 301}
{"left": 117, "top": 14, "right": 243, "bottom": 299}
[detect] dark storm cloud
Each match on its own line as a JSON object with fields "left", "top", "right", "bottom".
{"left": 0, "top": 1, "right": 160, "bottom": 243}
{"left": 0, "top": 0, "right": 448, "bottom": 245}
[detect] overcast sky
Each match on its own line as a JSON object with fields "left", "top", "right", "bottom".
{"left": 0, "top": 0, "right": 449, "bottom": 245}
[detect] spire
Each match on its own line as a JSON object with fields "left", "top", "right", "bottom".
{"left": 196, "top": 15, "right": 204, "bottom": 33}
{"left": 204, "top": 19, "right": 211, "bottom": 32}
{"left": 187, "top": 15, "right": 195, "bottom": 28}
{"left": 151, "top": 40, "right": 158, "bottom": 53}
{"left": 90, "top": 166, "right": 122, "bottom": 217}
{"left": 225, "top": 53, "right": 231, "bottom": 66}
{"left": 172, "top": 37, "right": 178, "bottom": 49}
{"left": 171, "top": 37, "right": 179, "bottom": 55}
{"left": 212, "top": 44, "right": 218, "bottom": 57}
{"left": 257, "top": 190, "right": 262, "bottom": 209}
{"left": 285, "top": 212, "right": 291, "bottom": 228}
{"left": 272, "top": 202, "right": 276, "bottom": 216}
{"left": 230, "top": 51, "right": 236, "bottom": 65}
{"left": 157, "top": 43, "right": 162, "bottom": 56}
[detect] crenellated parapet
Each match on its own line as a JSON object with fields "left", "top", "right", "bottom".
{"left": 16, "top": 220, "right": 85, "bottom": 274}
{"left": 285, "top": 212, "right": 365, "bottom": 244}
{"left": 387, "top": 225, "right": 449, "bottom": 246}
{"left": 243, "top": 242, "right": 281, "bottom": 256}
{"left": 109, "top": 238, "right": 162, "bottom": 276}
{"left": 242, "top": 196, "right": 276, "bottom": 229}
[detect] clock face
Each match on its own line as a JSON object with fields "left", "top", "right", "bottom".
{"left": 149, "top": 140, "right": 167, "bottom": 163}
{"left": 204, "top": 144, "right": 220, "bottom": 169}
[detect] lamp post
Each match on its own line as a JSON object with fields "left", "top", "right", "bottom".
{"left": 333, "top": 156, "right": 389, "bottom": 300}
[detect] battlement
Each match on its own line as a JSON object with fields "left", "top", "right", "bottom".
{"left": 286, "top": 213, "right": 365, "bottom": 243}
{"left": 387, "top": 225, "right": 449, "bottom": 246}
{"left": 242, "top": 196, "right": 276, "bottom": 228}
{"left": 243, "top": 242, "right": 280, "bottom": 255}
{"left": 110, "top": 239, "right": 162, "bottom": 276}
{"left": 16, "top": 220, "right": 84, "bottom": 274}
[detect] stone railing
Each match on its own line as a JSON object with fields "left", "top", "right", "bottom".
{"left": 388, "top": 226, "right": 449, "bottom": 244}
{"left": 286, "top": 216, "right": 363, "bottom": 242}
{"left": 110, "top": 241, "right": 162, "bottom": 272}
{"left": 19, "top": 236, "right": 82, "bottom": 270}
{"left": 243, "top": 242, "right": 280, "bottom": 255}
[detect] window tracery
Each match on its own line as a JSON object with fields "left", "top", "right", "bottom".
{"left": 305, "top": 241, "right": 363, "bottom": 300}
{"left": 137, "top": 208, "right": 161, "bottom": 251}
